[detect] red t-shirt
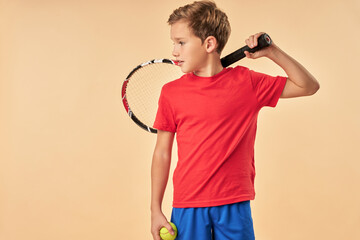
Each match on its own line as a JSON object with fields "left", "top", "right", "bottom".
{"left": 154, "top": 66, "right": 287, "bottom": 208}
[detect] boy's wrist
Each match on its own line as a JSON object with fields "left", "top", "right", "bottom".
{"left": 266, "top": 43, "right": 281, "bottom": 60}
{"left": 266, "top": 43, "right": 289, "bottom": 64}
{"left": 151, "top": 203, "right": 162, "bottom": 213}
{"left": 151, "top": 208, "right": 162, "bottom": 213}
{"left": 151, "top": 208, "right": 164, "bottom": 220}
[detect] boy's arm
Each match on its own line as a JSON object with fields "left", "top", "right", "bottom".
{"left": 151, "top": 130, "right": 175, "bottom": 240}
{"left": 244, "top": 32, "right": 320, "bottom": 98}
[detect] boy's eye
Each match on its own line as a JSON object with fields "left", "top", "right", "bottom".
{"left": 171, "top": 41, "right": 185, "bottom": 46}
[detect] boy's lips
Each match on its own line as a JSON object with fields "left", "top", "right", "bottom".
{"left": 173, "top": 60, "right": 184, "bottom": 66}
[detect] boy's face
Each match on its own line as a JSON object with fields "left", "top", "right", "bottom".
{"left": 170, "top": 20, "right": 208, "bottom": 73}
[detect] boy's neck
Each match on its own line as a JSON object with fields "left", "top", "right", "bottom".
{"left": 193, "top": 57, "right": 223, "bottom": 77}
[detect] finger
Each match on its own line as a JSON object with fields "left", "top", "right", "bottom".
{"left": 244, "top": 51, "right": 252, "bottom": 58}
{"left": 253, "top": 34, "right": 258, "bottom": 47}
{"left": 253, "top": 33, "right": 261, "bottom": 47}
{"left": 164, "top": 222, "right": 175, "bottom": 235}
{"left": 151, "top": 226, "right": 163, "bottom": 240}
{"left": 245, "top": 36, "right": 254, "bottom": 48}
{"left": 151, "top": 231, "right": 161, "bottom": 240}
{"left": 254, "top": 32, "right": 266, "bottom": 47}
{"left": 245, "top": 38, "right": 250, "bottom": 48}
{"left": 248, "top": 35, "right": 255, "bottom": 48}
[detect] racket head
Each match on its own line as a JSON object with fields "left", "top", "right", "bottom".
{"left": 122, "top": 59, "right": 183, "bottom": 133}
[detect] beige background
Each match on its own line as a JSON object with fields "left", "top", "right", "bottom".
{"left": 1, "top": 0, "right": 359, "bottom": 239}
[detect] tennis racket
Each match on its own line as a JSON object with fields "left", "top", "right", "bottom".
{"left": 122, "top": 33, "right": 272, "bottom": 133}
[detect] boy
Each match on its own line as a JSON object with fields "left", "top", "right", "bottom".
{"left": 151, "top": 1, "right": 319, "bottom": 240}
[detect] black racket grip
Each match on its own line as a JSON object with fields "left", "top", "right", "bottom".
{"left": 221, "top": 33, "right": 272, "bottom": 67}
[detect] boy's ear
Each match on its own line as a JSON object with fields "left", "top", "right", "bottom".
{"left": 204, "top": 36, "right": 218, "bottom": 53}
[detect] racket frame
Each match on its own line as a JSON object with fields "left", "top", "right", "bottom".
{"left": 121, "top": 59, "right": 177, "bottom": 133}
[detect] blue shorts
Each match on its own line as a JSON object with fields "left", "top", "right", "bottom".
{"left": 171, "top": 201, "right": 255, "bottom": 240}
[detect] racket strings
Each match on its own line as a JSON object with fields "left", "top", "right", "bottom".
{"left": 125, "top": 62, "right": 183, "bottom": 129}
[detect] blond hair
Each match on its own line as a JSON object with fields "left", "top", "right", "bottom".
{"left": 168, "top": 0, "right": 231, "bottom": 54}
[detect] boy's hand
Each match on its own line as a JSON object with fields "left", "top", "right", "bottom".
{"left": 244, "top": 32, "right": 276, "bottom": 59}
{"left": 151, "top": 211, "right": 175, "bottom": 240}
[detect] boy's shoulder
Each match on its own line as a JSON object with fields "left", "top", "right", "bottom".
{"left": 162, "top": 73, "right": 189, "bottom": 88}
{"left": 160, "top": 73, "right": 188, "bottom": 96}
{"left": 232, "top": 65, "right": 250, "bottom": 73}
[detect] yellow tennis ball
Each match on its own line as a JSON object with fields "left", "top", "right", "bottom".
{"left": 160, "top": 222, "right": 177, "bottom": 240}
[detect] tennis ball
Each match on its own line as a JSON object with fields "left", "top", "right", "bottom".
{"left": 160, "top": 222, "right": 177, "bottom": 240}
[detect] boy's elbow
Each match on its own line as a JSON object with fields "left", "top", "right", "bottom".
{"left": 153, "top": 149, "right": 172, "bottom": 163}
{"left": 307, "top": 81, "right": 320, "bottom": 96}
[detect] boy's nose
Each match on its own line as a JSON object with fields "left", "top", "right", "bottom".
{"left": 172, "top": 47, "right": 179, "bottom": 58}
{"left": 172, "top": 51, "right": 179, "bottom": 58}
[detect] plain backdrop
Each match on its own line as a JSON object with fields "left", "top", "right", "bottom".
{"left": 1, "top": 0, "right": 359, "bottom": 239}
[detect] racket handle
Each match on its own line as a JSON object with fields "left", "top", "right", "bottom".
{"left": 221, "top": 33, "right": 272, "bottom": 67}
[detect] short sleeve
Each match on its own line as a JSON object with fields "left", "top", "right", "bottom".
{"left": 249, "top": 70, "right": 287, "bottom": 108}
{"left": 153, "top": 86, "right": 177, "bottom": 132}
